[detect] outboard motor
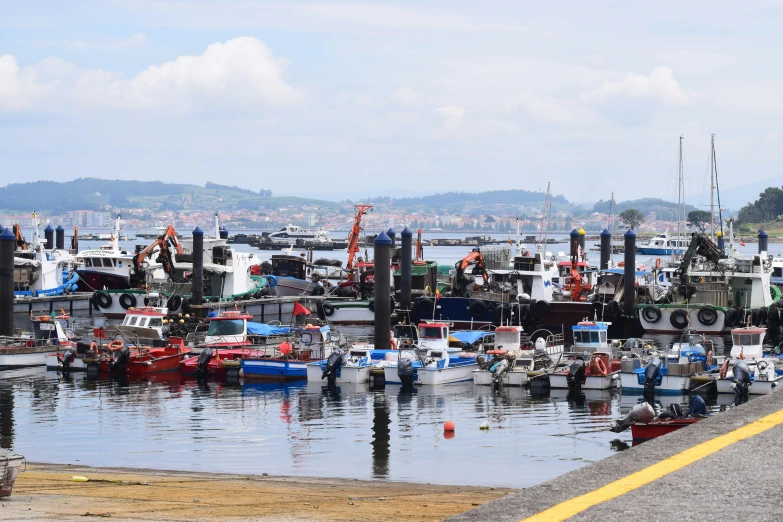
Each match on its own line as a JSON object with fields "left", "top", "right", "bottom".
{"left": 733, "top": 360, "right": 751, "bottom": 399}
{"left": 397, "top": 358, "right": 414, "bottom": 388}
{"left": 643, "top": 356, "right": 662, "bottom": 396}
{"left": 491, "top": 358, "right": 509, "bottom": 387}
{"left": 566, "top": 358, "right": 586, "bottom": 392}
{"left": 60, "top": 347, "right": 77, "bottom": 368}
{"left": 657, "top": 402, "right": 684, "bottom": 420}
{"left": 322, "top": 352, "right": 343, "bottom": 384}
{"left": 196, "top": 347, "right": 213, "bottom": 376}
{"left": 476, "top": 354, "right": 489, "bottom": 370}
{"left": 610, "top": 402, "right": 656, "bottom": 432}
{"left": 687, "top": 395, "right": 708, "bottom": 417}
{"left": 111, "top": 346, "right": 131, "bottom": 374}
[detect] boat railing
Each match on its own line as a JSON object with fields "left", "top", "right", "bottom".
{"left": 0, "top": 336, "right": 65, "bottom": 348}
{"left": 473, "top": 290, "right": 510, "bottom": 303}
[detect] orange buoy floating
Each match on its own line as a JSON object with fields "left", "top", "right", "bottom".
{"left": 443, "top": 420, "right": 455, "bottom": 432}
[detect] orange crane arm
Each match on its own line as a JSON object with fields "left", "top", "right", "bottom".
{"left": 346, "top": 204, "right": 372, "bottom": 278}
{"left": 133, "top": 225, "right": 183, "bottom": 271}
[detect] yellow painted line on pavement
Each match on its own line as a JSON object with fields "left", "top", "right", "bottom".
{"left": 522, "top": 408, "right": 783, "bottom": 522}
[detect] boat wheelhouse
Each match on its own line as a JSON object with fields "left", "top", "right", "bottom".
{"left": 637, "top": 231, "right": 689, "bottom": 256}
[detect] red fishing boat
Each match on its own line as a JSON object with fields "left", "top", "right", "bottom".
{"left": 125, "top": 337, "right": 191, "bottom": 377}
{"left": 631, "top": 418, "right": 702, "bottom": 442}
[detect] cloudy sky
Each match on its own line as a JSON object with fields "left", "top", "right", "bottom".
{"left": 2, "top": 1, "right": 782, "bottom": 208}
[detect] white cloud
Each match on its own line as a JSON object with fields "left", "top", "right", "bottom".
{"left": 435, "top": 105, "right": 465, "bottom": 131}
{"left": 506, "top": 94, "right": 599, "bottom": 124}
{"left": 765, "top": 132, "right": 781, "bottom": 141}
{"left": 0, "top": 37, "right": 304, "bottom": 113}
{"left": 115, "top": 33, "right": 147, "bottom": 48}
{"left": 582, "top": 67, "right": 692, "bottom": 106}
{"left": 391, "top": 87, "right": 418, "bottom": 106}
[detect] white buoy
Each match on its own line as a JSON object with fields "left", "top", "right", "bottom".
{"left": 479, "top": 420, "right": 489, "bottom": 430}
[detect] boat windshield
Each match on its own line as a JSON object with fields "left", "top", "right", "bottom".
{"left": 734, "top": 333, "right": 761, "bottom": 346}
{"left": 573, "top": 330, "right": 604, "bottom": 344}
{"left": 208, "top": 319, "right": 244, "bottom": 336}
{"left": 419, "top": 326, "right": 443, "bottom": 339}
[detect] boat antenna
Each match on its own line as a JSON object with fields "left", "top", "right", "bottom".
{"left": 713, "top": 135, "right": 725, "bottom": 254}
{"left": 675, "top": 135, "right": 684, "bottom": 262}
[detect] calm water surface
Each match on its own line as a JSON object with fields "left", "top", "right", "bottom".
{"left": 0, "top": 362, "right": 742, "bottom": 488}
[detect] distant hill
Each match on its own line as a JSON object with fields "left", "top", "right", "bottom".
{"left": 738, "top": 186, "right": 783, "bottom": 224}
{"left": 592, "top": 198, "right": 698, "bottom": 221}
{"left": 0, "top": 178, "right": 340, "bottom": 215}
{"left": 365, "top": 189, "right": 570, "bottom": 214}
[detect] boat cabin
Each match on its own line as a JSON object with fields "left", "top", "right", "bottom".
{"left": 118, "top": 308, "right": 167, "bottom": 340}
{"left": 204, "top": 311, "right": 252, "bottom": 345}
{"left": 393, "top": 260, "right": 439, "bottom": 298}
{"left": 730, "top": 326, "right": 766, "bottom": 360}
{"left": 292, "top": 325, "right": 332, "bottom": 360}
{"left": 506, "top": 252, "right": 556, "bottom": 301}
{"left": 30, "top": 315, "right": 72, "bottom": 345}
{"left": 571, "top": 321, "right": 611, "bottom": 353}
{"left": 418, "top": 322, "right": 450, "bottom": 351}
{"left": 271, "top": 253, "right": 310, "bottom": 280}
{"left": 493, "top": 326, "right": 525, "bottom": 352}
{"left": 666, "top": 328, "right": 713, "bottom": 363}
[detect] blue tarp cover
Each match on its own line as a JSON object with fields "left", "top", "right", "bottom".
{"left": 604, "top": 268, "right": 651, "bottom": 277}
{"left": 448, "top": 331, "right": 493, "bottom": 345}
{"left": 247, "top": 322, "right": 291, "bottom": 336}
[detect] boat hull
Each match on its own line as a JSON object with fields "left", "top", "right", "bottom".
{"left": 416, "top": 363, "right": 476, "bottom": 385}
{"left": 620, "top": 372, "right": 691, "bottom": 395}
{"left": 76, "top": 270, "right": 130, "bottom": 293}
{"left": 714, "top": 376, "right": 783, "bottom": 395}
{"left": 127, "top": 352, "right": 190, "bottom": 377}
{"left": 242, "top": 358, "right": 311, "bottom": 381}
{"left": 631, "top": 419, "right": 700, "bottom": 441}
{"left": 305, "top": 362, "right": 370, "bottom": 384}
{"left": 639, "top": 305, "right": 729, "bottom": 334}
{"left": 0, "top": 452, "right": 24, "bottom": 497}
{"left": 549, "top": 372, "right": 620, "bottom": 390}
{"left": 273, "top": 277, "right": 319, "bottom": 297}
{"left": 383, "top": 365, "right": 415, "bottom": 385}
{"left": 472, "top": 368, "right": 529, "bottom": 386}
{"left": 322, "top": 301, "right": 373, "bottom": 325}
{"left": 0, "top": 347, "right": 59, "bottom": 369}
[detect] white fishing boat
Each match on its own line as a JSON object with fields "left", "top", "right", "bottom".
{"left": 472, "top": 326, "right": 534, "bottom": 387}
{"left": 3, "top": 315, "right": 75, "bottom": 369}
{"left": 549, "top": 321, "right": 621, "bottom": 390}
{"left": 306, "top": 347, "right": 375, "bottom": 384}
{"left": 714, "top": 326, "right": 783, "bottom": 395}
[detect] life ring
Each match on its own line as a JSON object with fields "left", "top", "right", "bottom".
{"left": 167, "top": 295, "right": 182, "bottom": 311}
{"left": 390, "top": 337, "right": 398, "bottom": 350}
{"left": 266, "top": 275, "right": 278, "bottom": 288}
{"left": 322, "top": 303, "right": 335, "bottom": 316}
{"left": 655, "top": 258, "right": 661, "bottom": 269}
{"left": 469, "top": 300, "right": 488, "bottom": 318}
{"left": 119, "top": 293, "right": 137, "bottom": 310}
{"left": 108, "top": 340, "right": 125, "bottom": 351}
{"left": 720, "top": 359, "right": 729, "bottom": 379}
{"left": 93, "top": 291, "right": 112, "bottom": 309}
{"left": 534, "top": 300, "right": 551, "bottom": 319}
{"left": 642, "top": 304, "right": 662, "bottom": 323}
{"left": 697, "top": 306, "right": 718, "bottom": 326}
{"left": 670, "top": 309, "right": 689, "bottom": 330}
{"left": 593, "top": 357, "right": 608, "bottom": 376}
{"left": 89, "top": 341, "right": 99, "bottom": 353}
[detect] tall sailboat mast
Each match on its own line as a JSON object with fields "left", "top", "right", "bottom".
{"left": 710, "top": 133, "right": 715, "bottom": 242}
{"left": 676, "top": 135, "right": 684, "bottom": 260}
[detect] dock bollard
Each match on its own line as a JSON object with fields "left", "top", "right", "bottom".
{"left": 374, "top": 231, "right": 392, "bottom": 350}
{"left": 623, "top": 228, "right": 636, "bottom": 320}
{"left": 758, "top": 229, "right": 768, "bottom": 255}
{"left": 0, "top": 228, "right": 15, "bottom": 336}
{"left": 387, "top": 228, "right": 396, "bottom": 248}
{"left": 600, "top": 228, "right": 611, "bottom": 270}
{"left": 569, "top": 229, "right": 579, "bottom": 259}
{"left": 578, "top": 228, "right": 586, "bottom": 256}
{"left": 44, "top": 225, "right": 54, "bottom": 250}
{"left": 55, "top": 225, "right": 65, "bottom": 250}
{"left": 400, "top": 227, "right": 413, "bottom": 313}
{"left": 192, "top": 227, "right": 204, "bottom": 315}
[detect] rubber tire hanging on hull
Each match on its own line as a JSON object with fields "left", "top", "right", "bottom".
{"left": 322, "top": 302, "right": 335, "bottom": 317}
{"left": 642, "top": 304, "right": 662, "bottom": 323}
{"left": 119, "top": 293, "right": 137, "bottom": 310}
{"left": 419, "top": 297, "right": 434, "bottom": 315}
{"left": 724, "top": 308, "right": 738, "bottom": 327}
{"left": 670, "top": 309, "right": 689, "bottom": 330}
{"left": 167, "top": 295, "right": 182, "bottom": 311}
{"left": 697, "top": 306, "right": 718, "bottom": 326}
{"left": 469, "top": 300, "right": 488, "bottom": 318}
{"left": 93, "top": 291, "right": 112, "bottom": 309}
{"left": 534, "top": 300, "right": 551, "bottom": 319}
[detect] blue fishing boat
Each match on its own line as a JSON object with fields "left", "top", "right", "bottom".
{"left": 241, "top": 325, "right": 333, "bottom": 381}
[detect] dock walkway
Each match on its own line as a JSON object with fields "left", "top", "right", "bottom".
{"left": 450, "top": 390, "right": 783, "bottom": 521}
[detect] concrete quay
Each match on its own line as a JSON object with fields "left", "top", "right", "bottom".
{"left": 450, "top": 390, "right": 783, "bottom": 522}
